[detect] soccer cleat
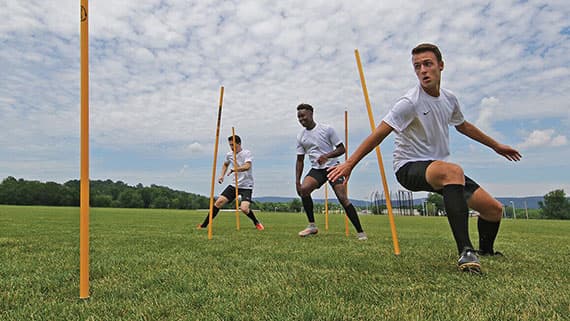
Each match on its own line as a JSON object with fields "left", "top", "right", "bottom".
{"left": 457, "top": 248, "right": 481, "bottom": 274}
{"left": 255, "top": 223, "right": 265, "bottom": 231}
{"left": 196, "top": 224, "right": 205, "bottom": 230}
{"left": 298, "top": 225, "right": 318, "bottom": 237}
{"left": 357, "top": 232, "right": 368, "bottom": 241}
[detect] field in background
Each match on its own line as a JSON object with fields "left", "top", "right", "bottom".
{"left": 1, "top": 205, "right": 568, "bottom": 320}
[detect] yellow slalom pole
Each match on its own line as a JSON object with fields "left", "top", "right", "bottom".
{"left": 344, "top": 110, "right": 350, "bottom": 236}
{"left": 324, "top": 184, "right": 329, "bottom": 231}
{"left": 231, "top": 127, "right": 240, "bottom": 231}
{"left": 354, "top": 49, "right": 400, "bottom": 255}
{"left": 79, "top": 0, "right": 90, "bottom": 299}
{"left": 208, "top": 87, "right": 224, "bottom": 240}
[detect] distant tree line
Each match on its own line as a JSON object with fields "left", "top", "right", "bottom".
{"left": 0, "top": 177, "right": 211, "bottom": 209}
{"left": 0, "top": 177, "right": 306, "bottom": 212}
{"left": 2, "top": 177, "right": 567, "bottom": 219}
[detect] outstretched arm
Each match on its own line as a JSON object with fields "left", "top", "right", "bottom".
{"left": 455, "top": 121, "right": 522, "bottom": 161}
{"left": 327, "top": 121, "right": 394, "bottom": 182}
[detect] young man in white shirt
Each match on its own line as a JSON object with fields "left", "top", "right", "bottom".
{"left": 328, "top": 44, "right": 521, "bottom": 273}
{"left": 197, "top": 135, "right": 264, "bottom": 230}
{"left": 296, "top": 103, "right": 367, "bottom": 240}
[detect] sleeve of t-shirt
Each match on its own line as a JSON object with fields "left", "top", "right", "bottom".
{"left": 327, "top": 126, "right": 343, "bottom": 147}
{"left": 382, "top": 98, "right": 416, "bottom": 132}
{"left": 243, "top": 150, "right": 253, "bottom": 164}
{"left": 296, "top": 132, "right": 305, "bottom": 155}
{"left": 225, "top": 152, "right": 232, "bottom": 165}
{"left": 449, "top": 95, "right": 465, "bottom": 126}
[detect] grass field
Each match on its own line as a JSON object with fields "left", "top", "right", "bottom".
{"left": 0, "top": 205, "right": 568, "bottom": 321}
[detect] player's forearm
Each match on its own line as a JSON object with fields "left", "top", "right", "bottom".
{"left": 346, "top": 122, "right": 391, "bottom": 168}
{"left": 295, "top": 161, "right": 304, "bottom": 184}
{"left": 324, "top": 145, "right": 346, "bottom": 159}
{"left": 457, "top": 121, "right": 500, "bottom": 150}
{"left": 233, "top": 162, "right": 251, "bottom": 173}
{"left": 220, "top": 163, "right": 229, "bottom": 175}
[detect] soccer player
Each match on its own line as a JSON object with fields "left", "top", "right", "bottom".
{"left": 328, "top": 43, "right": 521, "bottom": 272}
{"left": 197, "top": 135, "right": 264, "bottom": 230}
{"left": 295, "top": 103, "right": 367, "bottom": 240}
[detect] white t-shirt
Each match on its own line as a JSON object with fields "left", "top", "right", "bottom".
{"left": 296, "top": 122, "right": 343, "bottom": 169}
{"left": 382, "top": 84, "right": 465, "bottom": 172}
{"left": 225, "top": 149, "right": 254, "bottom": 189}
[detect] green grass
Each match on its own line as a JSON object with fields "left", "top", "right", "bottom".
{"left": 0, "top": 205, "right": 568, "bottom": 321}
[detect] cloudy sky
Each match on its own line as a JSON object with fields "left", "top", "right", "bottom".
{"left": 1, "top": 0, "right": 569, "bottom": 201}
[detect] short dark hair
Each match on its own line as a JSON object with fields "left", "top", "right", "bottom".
{"left": 228, "top": 135, "right": 241, "bottom": 144}
{"left": 411, "top": 43, "right": 443, "bottom": 62}
{"left": 296, "top": 103, "right": 313, "bottom": 112}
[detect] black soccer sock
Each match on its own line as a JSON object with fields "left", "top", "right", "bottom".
{"left": 342, "top": 203, "right": 364, "bottom": 233}
{"left": 301, "top": 196, "right": 315, "bottom": 223}
{"left": 200, "top": 206, "right": 220, "bottom": 227}
{"left": 246, "top": 210, "right": 260, "bottom": 225}
{"left": 442, "top": 184, "right": 474, "bottom": 254}
{"left": 478, "top": 217, "right": 501, "bottom": 254}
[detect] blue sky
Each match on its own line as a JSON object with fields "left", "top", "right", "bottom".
{"left": 1, "top": 0, "right": 569, "bottom": 201}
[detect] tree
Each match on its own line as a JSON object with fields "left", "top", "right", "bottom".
{"left": 539, "top": 189, "right": 570, "bottom": 220}
{"left": 426, "top": 193, "right": 445, "bottom": 215}
{"left": 289, "top": 199, "right": 302, "bottom": 212}
{"left": 117, "top": 190, "right": 144, "bottom": 208}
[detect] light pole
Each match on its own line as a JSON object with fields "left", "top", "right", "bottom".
{"left": 510, "top": 201, "right": 517, "bottom": 219}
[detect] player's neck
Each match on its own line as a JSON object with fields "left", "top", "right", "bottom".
{"left": 305, "top": 121, "right": 316, "bottom": 130}
{"left": 421, "top": 83, "right": 440, "bottom": 97}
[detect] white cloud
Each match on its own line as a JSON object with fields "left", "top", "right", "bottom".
{"left": 473, "top": 96, "right": 500, "bottom": 137}
{"left": 1, "top": 0, "right": 569, "bottom": 199}
{"left": 518, "top": 129, "right": 568, "bottom": 149}
{"left": 550, "top": 135, "right": 568, "bottom": 147}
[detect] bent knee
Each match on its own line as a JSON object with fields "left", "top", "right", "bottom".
{"left": 299, "top": 188, "right": 313, "bottom": 198}
{"left": 478, "top": 200, "right": 503, "bottom": 222}
{"left": 488, "top": 201, "right": 503, "bottom": 221}
{"left": 215, "top": 198, "right": 227, "bottom": 208}
{"left": 428, "top": 162, "right": 465, "bottom": 187}
{"left": 444, "top": 164, "right": 464, "bottom": 180}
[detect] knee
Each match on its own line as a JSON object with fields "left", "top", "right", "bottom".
{"left": 478, "top": 200, "right": 503, "bottom": 222}
{"left": 446, "top": 164, "right": 464, "bottom": 180}
{"left": 299, "top": 187, "right": 312, "bottom": 198}
{"left": 488, "top": 201, "right": 503, "bottom": 221}
{"left": 215, "top": 197, "right": 227, "bottom": 208}
{"left": 240, "top": 204, "right": 250, "bottom": 213}
{"left": 436, "top": 163, "right": 465, "bottom": 185}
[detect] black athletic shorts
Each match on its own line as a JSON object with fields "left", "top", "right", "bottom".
{"left": 395, "top": 160, "right": 480, "bottom": 201}
{"left": 220, "top": 185, "right": 253, "bottom": 203}
{"left": 306, "top": 168, "right": 345, "bottom": 188}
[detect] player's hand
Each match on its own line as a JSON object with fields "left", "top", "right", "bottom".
{"left": 327, "top": 162, "right": 352, "bottom": 184}
{"left": 317, "top": 155, "right": 328, "bottom": 165}
{"left": 494, "top": 144, "right": 522, "bottom": 161}
{"left": 217, "top": 176, "right": 224, "bottom": 184}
